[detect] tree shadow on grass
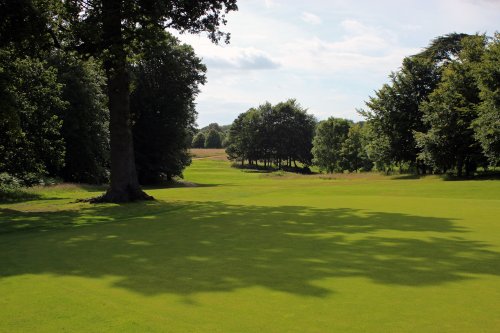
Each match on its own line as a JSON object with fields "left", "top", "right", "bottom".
{"left": 1, "top": 201, "right": 499, "bottom": 298}
{"left": 0, "top": 189, "right": 44, "bottom": 203}
{"left": 392, "top": 174, "right": 424, "bottom": 180}
{"left": 391, "top": 171, "right": 500, "bottom": 181}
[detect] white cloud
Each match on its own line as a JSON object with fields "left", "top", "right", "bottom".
{"left": 173, "top": 1, "right": 500, "bottom": 126}
{"left": 264, "top": 0, "right": 276, "bottom": 8}
{"left": 278, "top": 19, "right": 417, "bottom": 75}
{"left": 203, "top": 47, "right": 280, "bottom": 70}
{"left": 340, "top": 19, "right": 372, "bottom": 35}
{"left": 401, "top": 24, "right": 423, "bottom": 32}
{"left": 301, "top": 12, "right": 322, "bottom": 25}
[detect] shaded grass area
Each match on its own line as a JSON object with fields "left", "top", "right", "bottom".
{"left": 0, "top": 187, "right": 42, "bottom": 203}
{"left": 392, "top": 171, "right": 500, "bottom": 181}
{"left": 1, "top": 200, "right": 499, "bottom": 297}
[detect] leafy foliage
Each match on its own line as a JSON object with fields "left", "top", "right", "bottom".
{"left": 312, "top": 118, "right": 352, "bottom": 173}
{"left": 360, "top": 34, "right": 470, "bottom": 173}
{"left": 363, "top": 33, "right": 499, "bottom": 176}
{"left": 339, "top": 123, "right": 373, "bottom": 172}
{"left": 0, "top": 48, "right": 66, "bottom": 184}
{"left": 472, "top": 33, "right": 500, "bottom": 166}
{"left": 131, "top": 32, "right": 206, "bottom": 184}
{"left": 415, "top": 35, "right": 487, "bottom": 176}
{"left": 49, "top": 53, "right": 110, "bottom": 184}
{"left": 204, "top": 129, "right": 223, "bottom": 148}
{"left": 1, "top": 0, "right": 238, "bottom": 202}
{"left": 192, "top": 132, "right": 206, "bottom": 148}
{"left": 226, "top": 100, "right": 316, "bottom": 169}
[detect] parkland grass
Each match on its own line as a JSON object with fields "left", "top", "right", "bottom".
{"left": 1, "top": 153, "right": 500, "bottom": 332}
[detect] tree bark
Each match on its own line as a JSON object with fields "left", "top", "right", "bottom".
{"left": 94, "top": 0, "right": 152, "bottom": 203}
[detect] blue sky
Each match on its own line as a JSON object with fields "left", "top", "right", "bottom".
{"left": 174, "top": 0, "right": 500, "bottom": 127}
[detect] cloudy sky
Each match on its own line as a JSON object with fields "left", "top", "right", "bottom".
{"left": 174, "top": 0, "right": 500, "bottom": 127}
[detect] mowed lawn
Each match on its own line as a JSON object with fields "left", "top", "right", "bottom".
{"left": 1, "top": 155, "right": 500, "bottom": 332}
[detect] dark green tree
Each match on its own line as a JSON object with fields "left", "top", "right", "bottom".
{"left": 361, "top": 33, "right": 471, "bottom": 173}
{"left": 49, "top": 53, "right": 110, "bottom": 184}
{"left": 0, "top": 48, "right": 66, "bottom": 184}
{"left": 231, "top": 106, "right": 266, "bottom": 166}
{"left": 226, "top": 112, "right": 249, "bottom": 164}
{"left": 192, "top": 132, "right": 206, "bottom": 148}
{"left": 131, "top": 32, "right": 206, "bottom": 184}
{"left": 198, "top": 122, "right": 230, "bottom": 147}
{"left": 270, "top": 99, "right": 316, "bottom": 168}
{"left": 415, "top": 35, "right": 487, "bottom": 176}
{"left": 472, "top": 33, "right": 500, "bottom": 165}
{"left": 8, "top": 0, "right": 238, "bottom": 201}
{"left": 204, "top": 129, "right": 223, "bottom": 148}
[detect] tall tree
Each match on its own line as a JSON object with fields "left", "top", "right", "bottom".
{"left": 361, "top": 33, "right": 470, "bottom": 173}
{"left": 204, "top": 129, "right": 223, "bottom": 148}
{"left": 192, "top": 132, "right": 206, "bottom": 148}
{"left": 415, "top": 35, "right": 487, "bottom": 176}
{"left": 6, "top": 0, "right": 238, "bottom": 201}
{"left": 97, "top": 0, "right": 237, "bottom": 201}
{"left": 270, "top": 99, "right": 316, "bottom": 168}
{"left": 472, "top": 33, "right": 500, "bottom": 165}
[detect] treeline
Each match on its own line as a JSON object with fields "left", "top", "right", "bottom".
{"left": 226, "top": 33, "right": 499, "bottom": 176}
{"left": 225, "top": 103, "right": 373, "bottom": 173}
{"left": 1, "top": 29, "right": 205, "bottom": 187}
{"left": 191, "top": 123, "right": 231, "bottom": 149}
{"left": 361, "top": 33, "right": 500, "bottom": 176}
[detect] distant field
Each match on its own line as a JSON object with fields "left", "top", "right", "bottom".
{"left": 1, "top": 158, "right": 500, "bottom": 332}
{"left": 190, "top": 148, "right": 227, "bottom": 159}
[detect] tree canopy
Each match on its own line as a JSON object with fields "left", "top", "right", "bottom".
{"left": 312, "top": 118, "right": 352, "bottom": 173}
{"left": 362, "top": 32, "right": 499, "bottom": 175}
{"left": 226, "top": 100, "right": 316, "bottom": 169}
{"left": 131, "top": 32, "right": 206, "bottom": 185}
{"left": 0, "top": 0, "right": 238, "bottom": 202}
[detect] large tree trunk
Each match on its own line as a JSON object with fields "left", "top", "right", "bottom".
{"left": 95, "top": 0, "right": 152, "bottom": 202}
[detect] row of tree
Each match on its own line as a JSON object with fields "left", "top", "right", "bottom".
{"left": 224, "top": 104, "right": 374, "bottom": 173}
{"left": 226, "top": 33, "right": 499, "bottom": 176}
{"left": 1, "top": 26, "right": 206, "bottom": 186}
{"left": 225, "top": 100, "right": 316, "bottom": 169}
{"left": 361, "top": 33, "right": 500, "bottom": 176}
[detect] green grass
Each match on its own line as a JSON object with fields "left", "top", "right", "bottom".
{"left": 1, "top": 158, "right": 500, "bottom": 332}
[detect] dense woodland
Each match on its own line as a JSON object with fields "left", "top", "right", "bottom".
{"left": 0, "top": 0, "right": 236, "bottom": 201}
{"left": 0, "top": 1, "right": 499, "bottom": 202}
{"left": 0, "top": 31, "right": 205, "bottom": 186}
